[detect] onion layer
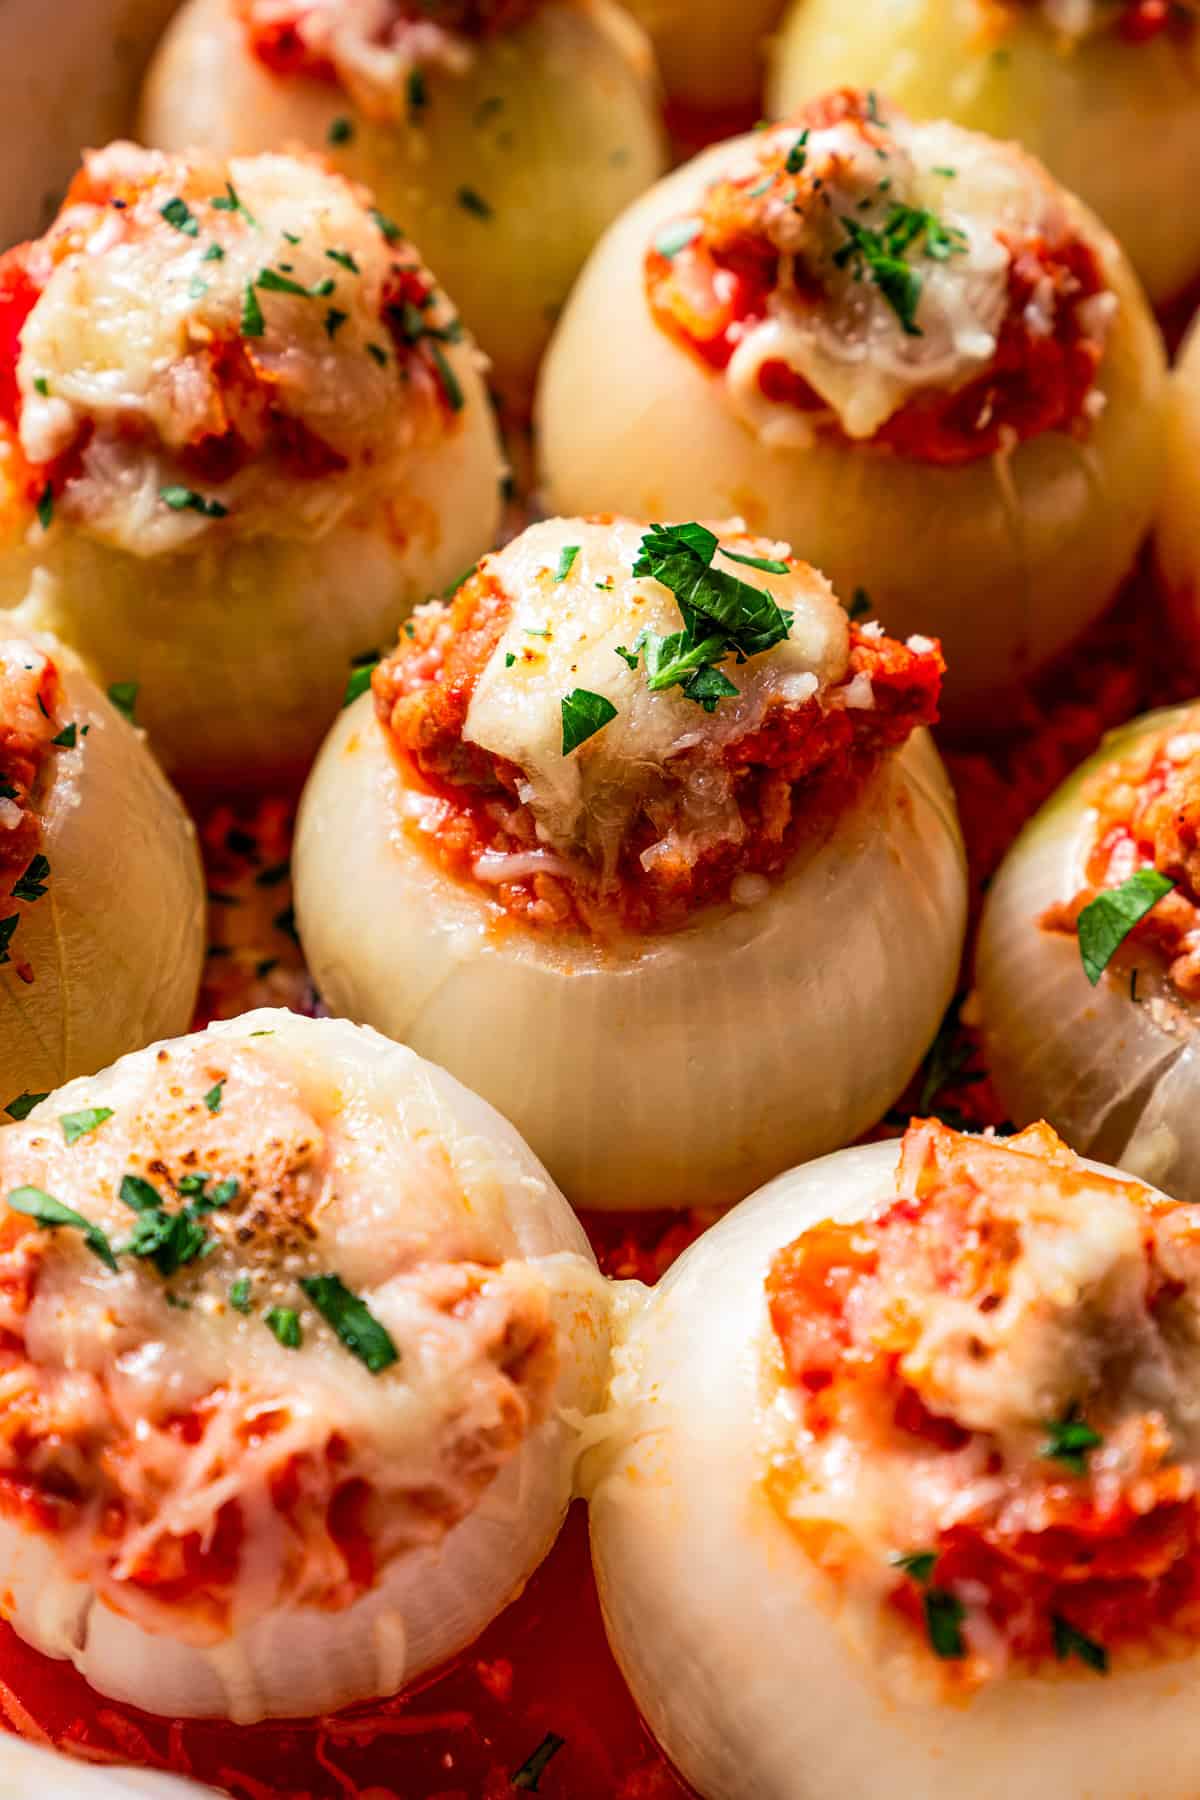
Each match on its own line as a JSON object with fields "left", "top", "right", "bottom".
{"left": 976, "top": 704, "right": 1200, "bottom": 1201}
{"left": 535, "top": 132, "right": 1166, "bottom": 723}
{"left": 1157, "top": 317, "right": 1200, "bottom": 666}
{"left": 767, "top": 0, "right": 1200, "bottom": 309}
{"left": 293, "top": 695, "right": 967, "bottom": 1211}
{"left": 585, "top": 1137, "right": 1198, "bottom": 1800}
{"left": 139, "top": 0, "right": 667, "bottom": 411}
{"left": 0, "top": 632, "right": 203, "bottom": 1101}
{"left": 0, "top": 1009, "right": 612, "bottom": 1722}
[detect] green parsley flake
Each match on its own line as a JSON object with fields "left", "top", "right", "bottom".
{"left": 511, "top": 1733, "right": 566, "bottom": 1793}
{"left": 241, "top": 282, "right": 265, "bottom": 338}
{"left": 203, "top": 1079, "right": 225, "bottom": 1115}
{"left": 370, "top": 207, "right": 403, "bottom": 244}
{"left": 325, "top": 248, "right": 359, "bottom": 273}
{"left": 230, "top": 1275, "right": 253, "bottom": 1314}
{"left": 834, "top": 203, "right": 968, "bottom": 338}
{"left": 212, "top": 181, "right": 257, "bottom": 227}
{"left": 324, "top": 307, "right": 349, "bottom": 338}
{"left": 561, "top": 689, "right": 617, "bottom": 756}
{"left": 8, "top": 1185, "right": 116, "bottom": 1270}
{"left": 407, "top": 67, "right": 427, "bottom": 117}
{"left": 721, "top": 548, "right": 789, "bottom": 575}
{"left": 11, "top": 854, "right": 49, "bottom": 902}
{"left": 299, "top": 1273, "right": 399, "bottom": 1374}
{"left": 266, "top": 1306, "right": 302, "bottom": 1348}
{"left": 60, "top": 1106, "right": 113, "bottom": 1146}
{"left": 428, "top": 342, "right": 463, "bottom": 411}
{"left": 1042, "top": 1407, "right": 1103, "bottom": 1476}
{"left": 785, "top": 130, "right": 810, "bottom": 175}
{"left": 923, "top": 1587, "right": 967, "bottom": 1659}
{"left": 4, "top": 1092, "right": 47, "bottom": 1121}
{"left": 257, "top": 267, "right": 335, "bottom": 300}
{"left": 202, "top": 243, "right": 225, "bottom": 263}
{"left": 654, "top": 218, "right": 701, "bottom": 260}
{"left": 1052, "top": 1614, "right": 1109, "bottom": 1674}
{"left": 160, "top": 485, "right": 228, "bottom": 519}
{"left": 107, "top": 682, "right": 138, "bottom": 723}
{"left": 554, "top": 544, "right": 581, "bottom": 583}
{"left": 894, "top": 1550, "right": 938, "bottom": 1585}
{"left": 33, "top": 377, "right": 49, "bottom": 397}
{"left": 456, "top": 185, "right": 493, "bottom": 219}
{"left": 505, "top": 652, "right": 517, "bottom": 668}
{"left": 848, "top": 586, "right": 873, "bottom": 622}
{"left": 36, "top": 485, "right": 53, "bottom": 531}
{"left": 327, "top": 115, "right": 355, "bottom": 145}
{"left": 366, "top": 342, "right": 388, "bottom": 366}
{"left": 160, "top": 197, "right": 199, "bottom": 237}
{"left": 343, "top": 650, "right": 380, "bottom": 708}
{"left": 0, "top": 915, "right": 19, "bottom": 965}
{"left": 1077, "top": 870, "right": 1175, "bottom": 985}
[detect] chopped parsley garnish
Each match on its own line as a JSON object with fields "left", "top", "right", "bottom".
{"left": 1042, "top": 1406, "right": 1102, "bottom": 1476}
{"left": 834, "top": 203, "right": 967, "bottom": 338}
{"left": 848, "top": 586, "right": 873, "bottom": 622}
{"left": 923, "top": 1587, "right": 967, "bottom": 1659}
{"left": 203, "top": 1079, "right": 225, "bottom": 1115}
{"left": 620, "top": 522, "right": 792, "bottom": 713}
{"left": 511, "top": 1732, "right": 566, "bottom": 1792}
{"left": 202, "top": 243, "right": 225, "bottom": 263}
{"left": 119, "top": 1173, "right": 164, "bottom": 1214}
{"left": 11, "top": 854, "right": 49, "bottom": 902}
{"left": 187, "top": 276, "right": 208, "bottom": 301}
{"left": 325, "top": 248, "right": 359, "bottom": 273}
{"left": 324, "top": 307, "right": 349, "bottom": 338}
{"left": 785, "top": 129, "right": 810, "bottom": 175}
{"left": 257, "top": 267, "right": 336, "bottom": 299}
{"left": 266, "top": 1305, "right": 302, "bottom": 1348}
{"left": 254, "top": 861, "right": 290, "bottom": 889}
{"left": 893, "top": 1549, "right": 938, "bottom": 1584}
{"left": 1077, "top": 870, "right": 1175, "bottom": 986}
{"left": 366, "top": 342, "right": 389, "bottom": 367}
{"left": 33, "top": 377, "right": 49, "bottom": 397}
{"left": 343, "top": 649, "right": 380, "bottom": 708}
{"left": 505, "top": 652, "right": 517, "bottom": 668}
{"left": 721, "top": 548, "right": 789, "bottom": 575}
{"left": 299, "top": 1273, "right": 399, "bottom": 1374}
{"left": 35, "top": 484, "right": 53, "bottom": 531}
{"left": 370, "top": 207, "right": 403, "bottom": 244}
{"left": 274, "top": 904, "right": 298, "bottom": 943}
{"left": 107, "top": 681, "right": 138, "bottom": 723}
{"left": 160, "top": 485, "right": 228, "bottom": 519}
{"left": 241, "top": 282, "right": 265, "bottom": 338}
{"left": 116, "top": 1170, "right": 232, "bottom": 1277}
{"left": 327, "top": 115, "right": 355, "bottom": 145}
{"left": 428, "top": 342, "right": 463, "bottom": 412}
{"left": 561, "top": 688, "right": 617, "bottom": 757}
{"left": 407, "top": 67, "right": 427, "bottom": 118}
{"left": 230, "top": 1275, "right": 253, "bottom": 1314}
{"left": 1052, "top": 1614, "right": 1108, "bottom": 1674}
{"left": 0, "top": 915, "right": 19, "bottom": 964}
{"left": 4, "top": 1091, "right": 46, "bottom": 1120}
{"left": 60, "top": 1106, "right": 113, "bottom": 1146}
{"left": 160, "top": 197, "right": 199, "bottom": 236}
{"left": 456, "top": 185, "right": 493, "bottom": 219}
{"left": 654, "top": 217, "right": 701, "bottom": 260}
{"left": 554, "top": 544, "right": 581, "bottom": 583}
{"left": 8, "top": 1185, "right": 117, "bottom": 1270}
{"left": 211, "top": 181, "right": 257, "bottom": 227}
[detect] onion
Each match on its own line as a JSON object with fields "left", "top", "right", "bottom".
{"left": 975, "top": 703, "right": 1200, "bottom": 1201}
{"left": 0, "top": 1736, "right": 217, "bottom": 1797}
{"left": 767, "top": 0, "right": 1200, "bottom": 309}
{"left": 139, "top": 0, "right": 667, "bottom": 412}
{"left": 293, "top": 695, "right": 966, "bottom": 1211}
{"left": 1157, "top": 315, "right": 1200, "bottom": 664}
{"left": 0, "top": 628, "right": 203, "bottom": 1102}
{"left": 620, "top": 0, "right": 789, "bottom": 112}
{"left": 0, "top": 1009, "right": 612, "bottom": 1721}
{"left": 584, "top": 1134, "right": 1196, "bottom": 1800}
{"left": 535, "top": 121, "right": 1166, "bottom": 724}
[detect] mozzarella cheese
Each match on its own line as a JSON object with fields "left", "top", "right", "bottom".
{"left": 718, "top": 116, "right": 1105, "bottom": 443}
{"left": 16, "top": 144, "right": 465, "bottom": 554}
{"left": 463, "top": 515, "right": 850, "bottom": 858}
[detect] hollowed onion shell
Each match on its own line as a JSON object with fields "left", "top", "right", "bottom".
{"left": 1157, "top": 314, "right": 1200, "bottom": 666}
{"left": 584, "top": 1137, "right": 1199, "bottom": 1800}
{"left": 976, "top": 704, "right": 1200, "bottom": 1202}
{"left": 767, "top": 0, "right": 1200, "bottom": 310}
{"left": 292, "top": 695, "right": 967, "bottom": 1212}
{"left": 139, "top": 0, "right": 667, "bottom": 411}
{"left": 535, "top": 133, "right": 1166, "bottom": 723}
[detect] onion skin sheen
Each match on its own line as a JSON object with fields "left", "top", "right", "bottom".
{"left": 0, "top": 364, "right": 503, "bottom": 789}
{"left": 584, "top": 1138, "right": 1200, "bottom": 1800}
{"left": 0, "top": 1009, "right": 612, "bottom": 1723}
{"left": 0, "top": 636, "right": 203, "bottom": 1101}
{"left": 1157, "top": 316, "right": 1200, "bottom": 666}
{"left": 139, "top": 0, "right": 667, "bottom": 412}
{"left": 0, "top": 1737, "right": 217, "bottom": 1798}
{"left": 535, "top": 138, "right": 1166, "bottom": 725}
{"left": 976, "top": 704, "right": 1200, "bottom": 1202}
{"left": 293, "top": 695, "right": 967, "bottom": 1212}
{"left": 767, "top": 0, "right": 1200, "bottom": 310}
{"left": 621, "top": 0, "right": 789, "bottom": 112}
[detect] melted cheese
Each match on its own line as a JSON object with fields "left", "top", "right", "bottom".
{"left": 462, "top": 515, "right": 850, "bottom": 857}
{"left": 17, "top": 145, "right": 460, "bottom": 554}
{"left": 0, "top": 1013, "right": 599, "bottom": 1639}
{"left": 723, "top": 117, "right": 1090, "bottom": 444}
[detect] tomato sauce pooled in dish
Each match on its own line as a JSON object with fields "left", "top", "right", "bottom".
{"left": 1040, "top": 709, "right": 1200, "bottom": 998}
{"left": 766, "top": 1119, "right": 1200, "bottom": 1690}
{"left": 373, "top": 517, "right": 942, "bottom": 936}
{"left": 645, "top": 90, "right": 1114, "bottom": 466}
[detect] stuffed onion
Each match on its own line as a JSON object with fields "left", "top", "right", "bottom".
{"left": 0, "top": 142, "right": 503, "bottom": 785}
{"left": 537, "top": 91, "right": 1166, "bottom": 719}
{"left": 294, "top": 513, "right": 967, "bottom": 1211}
{"left": 586, "top": 1119, "right": 1200, "bottom": 1799}
{"left": 768, "top": 0, "right": 1200, "bottom": 310}
{"left": 0, "top": 1009, "right": 610, "bottom": 1723}
{"left": 1157, "top": 312, "right": 1200, "bottom": 664}
{"left": 620, "top": 0, "right": 788, "bottom": 120}
{"left": 139, "top": 0, "right": 667, "bottom": 412}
